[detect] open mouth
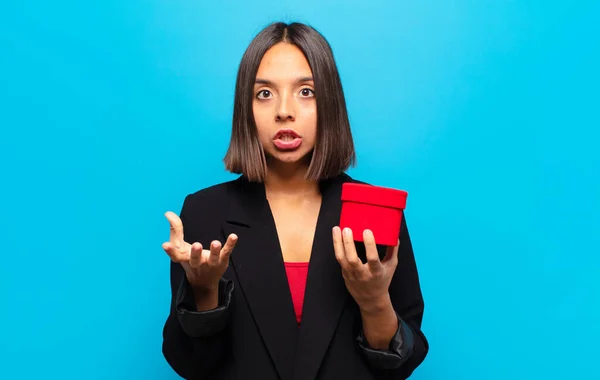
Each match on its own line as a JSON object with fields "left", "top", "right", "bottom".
{"left": 273, "top": 129, "right": 302, "bottom": 151}
{"left": 274, "top": 129, "right": 300, "bottom": 140}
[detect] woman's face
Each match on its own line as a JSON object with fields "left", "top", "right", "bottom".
{"left": 253, "top": 42, "right": 317, "bottom": 167}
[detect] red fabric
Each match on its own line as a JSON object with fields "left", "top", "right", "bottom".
{"left": 284, "top": 262, "right": 310, "bottom": 325}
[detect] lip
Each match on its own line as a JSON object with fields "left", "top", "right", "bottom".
{"left": 273, "top": 128, "right": 302, "bottom": 151}
{"left": 273, "top": 128, "right": 301, "bottom": 140}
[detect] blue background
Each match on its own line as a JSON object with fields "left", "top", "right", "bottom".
{"left": 1, "top": 1, "right": 598, "bottom": 379}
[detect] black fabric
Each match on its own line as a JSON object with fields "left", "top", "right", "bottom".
{"left": 162, "top": 173, "right": 429, "bottom": 380}
{"left": 176, "top": 277, "right": 234, "bottom": 338}
{"left": 356, "top": 313, "right": 416, "bottom": 370}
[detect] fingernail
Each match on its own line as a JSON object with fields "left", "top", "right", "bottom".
{"left": 364, "top": 229, "right": 373, "bottom": 238}
{"left": 343, "top": 228, "right": 351, "bottom": 237}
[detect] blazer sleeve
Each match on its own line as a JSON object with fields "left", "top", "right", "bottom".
{"left": 356, "top": 214, "right": 429, "bottom": 378}
{"left": 162, "top": 195, "right": 234, "bottom": 379}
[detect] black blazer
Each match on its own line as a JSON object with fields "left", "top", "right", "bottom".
{"left": 162, "top": 173, "right": 428, "bottom": 380}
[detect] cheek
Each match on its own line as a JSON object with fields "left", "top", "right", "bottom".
{"left": 299, "top": 106, "right": 318, "bottom": 140}
{"left": 253, "top": 105, "right": 271, "bottom": 139}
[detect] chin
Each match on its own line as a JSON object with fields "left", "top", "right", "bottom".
{"left": 267, "top": 149, "right": 312, "bottom": 165}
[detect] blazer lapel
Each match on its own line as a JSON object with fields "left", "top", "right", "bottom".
{"left": 222, "top": 177, "right": 299, "bottom": 380}
{"left": 293, "top": 174, "right": 351, "bottom": 380}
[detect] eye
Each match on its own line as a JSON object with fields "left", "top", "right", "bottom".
{"left": 256, "top": 90, "right": 272, "bottom": 99}
{"left": 300, "top": 88, "right": 315, "bottom": 97}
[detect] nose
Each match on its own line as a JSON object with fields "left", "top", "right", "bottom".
{"left": 275, "top": 91, "right": 295, "bottom": 122}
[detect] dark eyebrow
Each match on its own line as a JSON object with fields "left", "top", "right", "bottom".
{"left": 254, "top": 76, "right": 314, "bottom": 86}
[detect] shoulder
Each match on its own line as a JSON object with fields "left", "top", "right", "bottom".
{"left": 184, "top": 178, "right": 236, "bottom": 202}
{"left": 181, "top": 177, "right": 243, "bottom": 212}
{"left": 338, "top": 172, "right": 370, "bottom": 186}
{"left": 178, "top": 177, "right": 248, "bottom": 241}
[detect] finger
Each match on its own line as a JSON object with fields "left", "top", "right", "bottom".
{"left": 363, "top": 229, "right": 382, "bottom": 272}
{"left": 162, "top": 242, "right": 187, "bottom": 262}
{"left": 165, "top": 211, "right": 184, "bottom": 247}
{"left": 332, "top": 227, "right": 350, "bottom": 271}
{"left": 341, "top": 268, "right": 354, "bottom": 282}
{"left": 382, "top": 239, "right": 400, "bottom": 264}
{"left": 189, "top": 242, "right": 203, "bottom": 268}
{"left": 342, "top": 228, "right": 362, "bottom": 271}
{"left": 209, "top": 240, "right": 222, "bottom": 264}
{"left": 220, "top": 234, "right": 238, "bottom": 262}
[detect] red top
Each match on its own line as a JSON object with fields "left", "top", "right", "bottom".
{"left": 284, "top": 262, "right": 310, "bottom": 325}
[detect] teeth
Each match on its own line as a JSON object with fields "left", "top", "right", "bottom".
{"left": 279, "top": 134, "right": 295, "bottom": 141}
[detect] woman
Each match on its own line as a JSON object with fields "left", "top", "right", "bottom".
{"left": 161, "top": 22, "right": 428, "bottom": 380}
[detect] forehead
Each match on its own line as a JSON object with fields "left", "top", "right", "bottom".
{"left": 255, "top": 43, "right": 313, "bottom": 81}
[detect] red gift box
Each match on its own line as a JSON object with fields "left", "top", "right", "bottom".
{"left": 339, "top": 183, "right": 408, "bottom": 247}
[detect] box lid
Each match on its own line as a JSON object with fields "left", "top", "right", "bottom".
{"left": 341, "top": 182, "right": 408, "bottom": 209}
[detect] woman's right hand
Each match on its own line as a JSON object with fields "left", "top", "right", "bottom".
{"left": 162, "top": 211, "right": 238, "bottom": 292}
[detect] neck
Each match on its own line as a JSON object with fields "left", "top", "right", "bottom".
{"left": 264, "top": 160, "right": 319, "bottom": 197}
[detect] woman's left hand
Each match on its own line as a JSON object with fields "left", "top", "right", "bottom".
{"left": 332, "top": 226, "right": 399, "bottom": 312}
